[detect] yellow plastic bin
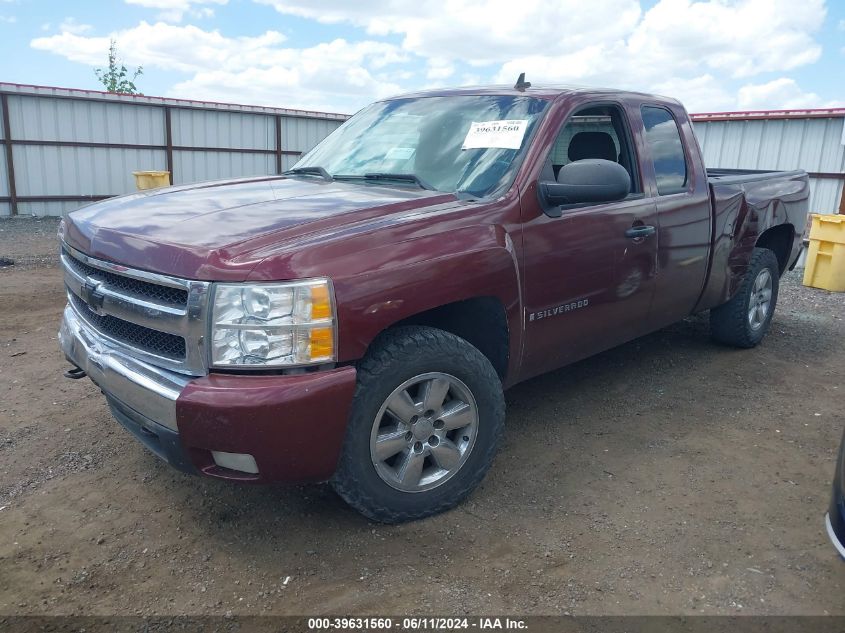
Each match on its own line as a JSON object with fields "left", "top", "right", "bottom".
{"left": 133, "top": 170, "right": 171, "bottom": 190}
{"left": 803, "top": 213, "right": 845, "bottom": 292}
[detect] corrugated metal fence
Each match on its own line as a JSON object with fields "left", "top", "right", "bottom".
{"left": 0, "top": 83, "right": 348, "bottom": 217}
{"left": 691, "top": 109, "right": 845, "bottom": 216}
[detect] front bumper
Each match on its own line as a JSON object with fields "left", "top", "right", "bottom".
{"left": 59, "top": 304, "right": 357, "bottom": 483}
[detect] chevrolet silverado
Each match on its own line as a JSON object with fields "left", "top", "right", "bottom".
{"left": 58, "top": 83, "right": 809, "bottom": 522}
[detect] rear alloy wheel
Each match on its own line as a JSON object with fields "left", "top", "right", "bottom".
{"left": 710, "top": 247, "right": 780, "bottom": 348}
{"left": 332, "top": 326, "right": 505, "bottom": 523}
{"left": 747, "top": 268, "right": 773, "bottom": 331}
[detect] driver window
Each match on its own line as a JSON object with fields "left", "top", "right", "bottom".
{"left": 549, "top": 105, "right": 639, "bottom": 193}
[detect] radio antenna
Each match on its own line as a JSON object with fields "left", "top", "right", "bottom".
{"left": 514, "top": 72, "right": 531, "bottom": 91}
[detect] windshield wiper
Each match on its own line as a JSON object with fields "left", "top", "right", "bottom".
{"left": 365, "top": 173, "right": 436, "bottom": 190}
{"left": 335, "top": 173, "right": 435, "bottom": 191}
{"left": 283, "top": 166, "right": 333, "bottom": 181}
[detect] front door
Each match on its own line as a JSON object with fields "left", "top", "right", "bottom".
{"left": 519, "top": 103, "right": 659, "bottom": 379}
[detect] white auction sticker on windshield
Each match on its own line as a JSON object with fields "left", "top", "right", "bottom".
{"left": 461, "top": 119, "right": 528, "bottom": 150}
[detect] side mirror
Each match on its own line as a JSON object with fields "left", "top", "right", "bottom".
{"left": 539, "top": 159, "right": 631, "bottom": 217}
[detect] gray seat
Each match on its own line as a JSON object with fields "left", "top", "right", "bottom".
{"left": 567, "top": 131, "right": 617, "bottom": 162}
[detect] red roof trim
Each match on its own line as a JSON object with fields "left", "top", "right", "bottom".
{"left": 691, "top": 107, "right": 845, "bottom": 122}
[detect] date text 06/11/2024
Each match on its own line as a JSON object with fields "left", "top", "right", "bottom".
{"left": 306, "top": 617, "right": 528, "bottom": 630}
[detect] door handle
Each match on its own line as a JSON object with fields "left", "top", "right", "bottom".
{"left": 625, "top": 225, "right": 656, "bottom": 239}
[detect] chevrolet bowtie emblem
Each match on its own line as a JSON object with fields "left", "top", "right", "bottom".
{"left": 81, "top": 279, "right": 106, "bottom": 314}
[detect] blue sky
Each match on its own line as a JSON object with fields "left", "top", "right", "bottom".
{"left": 0, "top": 0, "right": 842, "bottom": 114}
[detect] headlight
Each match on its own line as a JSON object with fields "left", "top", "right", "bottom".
{"left": 210, "top": 279, "right": 335, "bottom": 367}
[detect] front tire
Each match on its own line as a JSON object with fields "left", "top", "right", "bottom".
{"left": 331, "top": 326, "right": 505, "bottom": 523}
{"left": 710, "top": 247, "right": 780, "bottom": 348}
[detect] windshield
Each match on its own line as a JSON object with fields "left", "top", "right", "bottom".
{"left": 293, "top": 95, "right": 549, "bottom": 197}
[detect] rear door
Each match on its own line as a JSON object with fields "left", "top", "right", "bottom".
{"left": 637, "top": 104, "right": 712, "bottom": 328}
{"left": 519, "top": 101, "right": 659, "bottom": 378}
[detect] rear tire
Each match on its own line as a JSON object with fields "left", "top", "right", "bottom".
{"left": 710, "top": 247, "right": 780, "bottom": 348}
{"left": 332, "top": 326, "right": 505, "bottom": 523}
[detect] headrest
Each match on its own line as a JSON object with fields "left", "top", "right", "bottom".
{"left": 568, "top": 131, "right": 617, "bottom": 162}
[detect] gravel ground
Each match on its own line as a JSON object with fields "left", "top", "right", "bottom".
{"left": 0, "top": 216, "right": 61, "bottom": 269}
{"left": 0, "top": 217, "right": 843, "bottom": 616}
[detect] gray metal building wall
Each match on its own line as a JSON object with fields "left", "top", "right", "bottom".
{"left": 0, "top": 95, "right": 10, "bottom": 217}
{"left": 0, "top": 83, "right": 348, "bottom": 217}
{"left": 691, "top": 110, "right": 845, "bottom": 216}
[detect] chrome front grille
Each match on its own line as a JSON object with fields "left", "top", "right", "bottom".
{"left": 68, "top": 293, "right": 187, "bottom": 360}
{"left": 62, "top": 248, "right": 189, "bottom": 307}
{"left": 60, "top": 243, "right": 210, "bottom": 375}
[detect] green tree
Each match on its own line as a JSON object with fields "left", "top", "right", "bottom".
{"left": 94, "top": 40, "right": 143, "bottom": 94}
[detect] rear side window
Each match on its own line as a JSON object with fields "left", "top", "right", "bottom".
{"left": 641, "top": 106, "right": 688, "bottom": 195}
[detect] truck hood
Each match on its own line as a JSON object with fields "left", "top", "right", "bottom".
{"left": 63, "top": 176, "right": 456, "bottom": 280}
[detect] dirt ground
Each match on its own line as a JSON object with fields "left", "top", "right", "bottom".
{"left": 0, "top": 216, "right": 843, "bottom": 616}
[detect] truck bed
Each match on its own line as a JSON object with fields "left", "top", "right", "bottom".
{"left": 694, "top": 167, "right": 810, "bottom": 312}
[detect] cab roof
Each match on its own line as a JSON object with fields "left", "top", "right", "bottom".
{"left": 385, "top": 84, "right": 683, "bottom": 108}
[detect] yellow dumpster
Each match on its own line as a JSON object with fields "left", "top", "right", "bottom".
{"left": 133, "top": 170, "right": 171, "bottom": 190}
{"left": 803, "top": 213, "right": 845, "bottom": 292}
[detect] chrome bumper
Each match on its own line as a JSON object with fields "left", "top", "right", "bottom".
{"left": 58, "top": 304, "right": 191, "bottom": 431}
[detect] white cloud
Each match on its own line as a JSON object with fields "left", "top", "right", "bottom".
{"left": 737, "top": 78, "right": 842, "bottom": 110}
{"left": 169, "top": 39, "right": 407, "bottom": 111}
{"left": 258, "top": 0, "right": 822, "bottom": 75}
{"left": 625, "top": 0, "right": 823, "bottom": 80}
{"left": 425, "top": 58, "right": 454, "bottom": 81}
{"left": 31, "top": 22, "right": 406, "bottom": 111}
{"left": 493, "top": 0, "right": 826, "bottom": 109}
{"left": 650, "top": 74, "right": 734, "bottom": 112}
{"left": 27, "top": 0, "right": 838, "bottom": 112}
{"left": 460, "top": 73, "right": 482, "bottom": 86}
{"left": 258, "top": 0, "right": 830, "bottom": 111}
{"left": 125, "top": 0, "right": 226, "bottom": 22}
{"left": 33, "top": 22, "right": 287, "bottom": 73}
{"left": 58, "top": 17, "right": 92, "bottom": 35}
{"left": 257, "top": 0, "right": 643, "bottom": 66}
{"left": 0, "top": 0, "right": 15, "bottom": 23}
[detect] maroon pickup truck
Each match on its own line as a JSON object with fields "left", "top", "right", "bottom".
{"left": 59, "top": 84, "right": 808, "bottom": 522}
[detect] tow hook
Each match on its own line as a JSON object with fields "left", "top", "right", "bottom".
{"left": 63, "top": 366, "right": 87, "bottom": 380}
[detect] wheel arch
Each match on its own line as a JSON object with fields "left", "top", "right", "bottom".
{"left": 391, "top": 296, "right": 510, "bottom": 381}
{"left": 333, "top": 240, "right": 522, "bottom": 385}
{"left": 756, "top": 223, "right": 795, "bottom": 275}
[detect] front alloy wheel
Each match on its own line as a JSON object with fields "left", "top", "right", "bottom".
{"left": 370, "top": 372, "right": 479, "bottom": 493}
{"left": 332, "top": 325, "right": 505, "bottom": 523}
